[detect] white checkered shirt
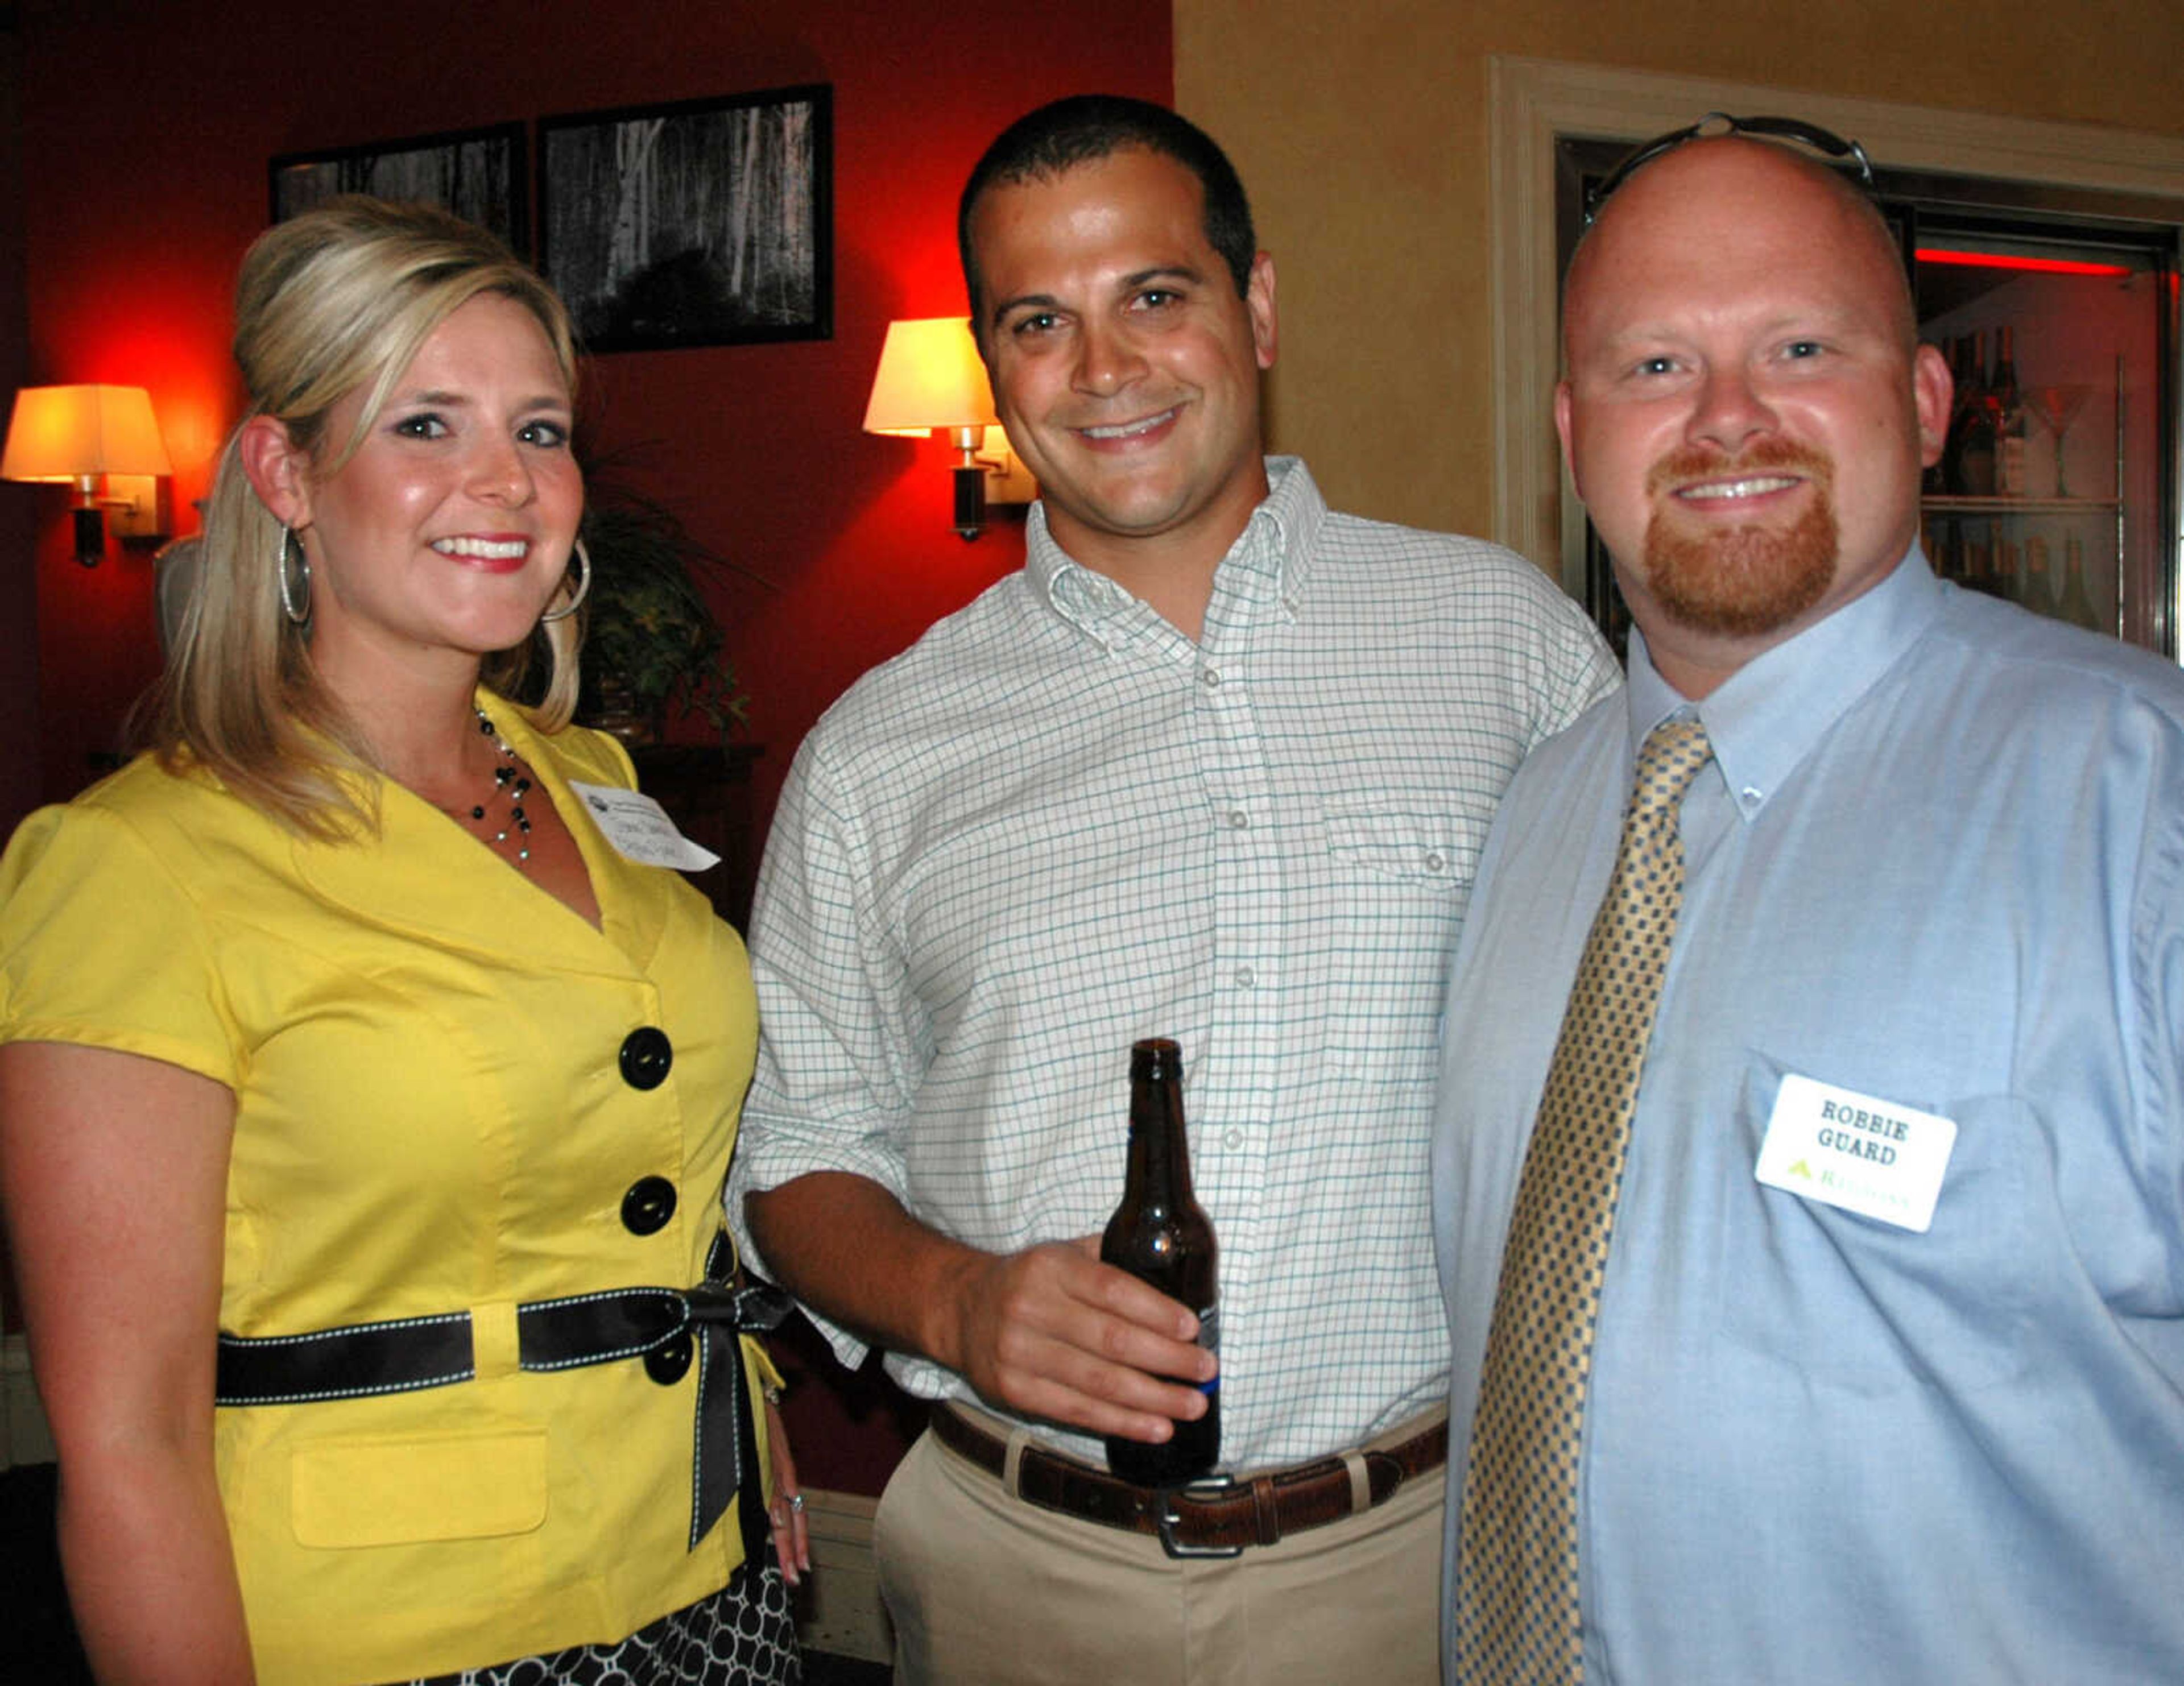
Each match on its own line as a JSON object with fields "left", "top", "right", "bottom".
{"left": 730, "top": 457, "right": 1620, "bottom": 1470}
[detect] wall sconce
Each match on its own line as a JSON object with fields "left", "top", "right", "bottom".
{"left": 862, "top": 317, "right": 1036, "bottom": 540}
{"left": 1, "top": 383, "right": 173, "bottom": 566}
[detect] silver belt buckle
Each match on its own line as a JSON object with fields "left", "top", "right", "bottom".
{"left": 1155, "top": 1477, "right": 1246, "bottom": 1560}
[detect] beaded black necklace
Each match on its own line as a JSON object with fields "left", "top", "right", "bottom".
{"left": 468, "top": 707, "right": 535, "bottom": 868}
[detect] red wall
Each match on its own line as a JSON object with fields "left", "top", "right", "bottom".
{"left": 10, "top": 0, "right": 1169, "bottom": 830}
{"left": 0, "top": 24, "right": 40, "bottom": 855}
{"left": 6, "top": 2, "right": 1169, "bottom": 1470}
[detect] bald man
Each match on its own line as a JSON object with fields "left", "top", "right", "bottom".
{"left": 1432, "top": 129, "right": 2184, "bottom": 1681}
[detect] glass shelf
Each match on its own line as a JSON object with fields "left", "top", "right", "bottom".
{"left": 1922, "top": 496, "right": 2121, "bottom": 515}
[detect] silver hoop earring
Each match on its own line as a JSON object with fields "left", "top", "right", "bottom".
{"left": 278, "top": 526, "right": 312, "bottom": 626}
{"left": 539, "top": 537, "right": 591, "bottom": 623}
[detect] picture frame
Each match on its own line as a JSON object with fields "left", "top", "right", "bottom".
{"left": 269, "top": 123, "right": 528, "bottom": 251}
{"left": 538, "top": 85, "right": 833, "bottom": 352}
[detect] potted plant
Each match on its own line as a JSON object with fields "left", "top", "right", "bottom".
{"left": 574, "top": 481, "right": 746, "bottom": 744}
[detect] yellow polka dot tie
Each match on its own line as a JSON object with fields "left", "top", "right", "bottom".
{"left": 1455, "top": 715, "right": 1714, "bottom": 1685}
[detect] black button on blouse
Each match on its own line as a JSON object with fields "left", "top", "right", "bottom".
{"left": 621, "top": 1175, "right": 678, "bottom": 1236}
{"left": 618, "top": 1026, "right": 673, "bottom": 1090}
{"left": 644, "top": 1334, "right": 694, "bottom": 1385}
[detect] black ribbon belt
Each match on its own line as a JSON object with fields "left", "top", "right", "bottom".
{"left": 214, "top": 1233, "right": 790, "bottom": 1559}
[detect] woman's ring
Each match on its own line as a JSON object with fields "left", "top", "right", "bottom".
{"left": 788, "top": 1493, "right": 806, "bottom": 1514}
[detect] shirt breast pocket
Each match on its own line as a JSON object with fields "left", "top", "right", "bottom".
{"left": 1320, "top": 795, "right": 1487, "bottom": 889}
{"left": 1716, "top": 1059, "right": 2043, "bottom": 1395}
{"left": 1316, "top": 794, "right": 1488, "bottom": 1072}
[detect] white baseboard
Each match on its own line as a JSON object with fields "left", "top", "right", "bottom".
{"left": 5, "top": 1332, "right": 55, "bottom": 1470}
{"left": 795, "top": 1488, "right": 892, "bottom": 1663}
{"left": 3, "top": 1335, "right": 890, "bottom": 1666}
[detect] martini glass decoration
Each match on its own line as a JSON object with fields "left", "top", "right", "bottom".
{"left": 2028, "top": 383, "right": 2095, "bottom": 499}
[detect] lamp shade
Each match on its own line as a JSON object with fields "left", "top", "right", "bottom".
{"left": 2, "top": 384, "right": 172, "bottom": 483}
{"left": 862, "top": 318, "right": 999, "bottom": 437}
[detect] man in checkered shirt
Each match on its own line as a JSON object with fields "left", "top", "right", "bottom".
{"left": 730, "top": 94, "right": 1617, "bottom": 1684}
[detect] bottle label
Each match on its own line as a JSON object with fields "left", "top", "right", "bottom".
{"left": 1194, "top": 1303, "right": 1220, "bottom": 1395}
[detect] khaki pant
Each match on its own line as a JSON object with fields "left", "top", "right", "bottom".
{"left": 875, "top": 1412, "right": 1445, "bottom": 1685}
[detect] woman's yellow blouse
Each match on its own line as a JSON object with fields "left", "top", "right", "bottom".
{"left": 0, "top": 699, "right": 772, "bottom": 1685}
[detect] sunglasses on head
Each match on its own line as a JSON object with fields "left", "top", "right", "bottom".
{"left": 1584, "top": 113, "right": 1876, "bottom": 227}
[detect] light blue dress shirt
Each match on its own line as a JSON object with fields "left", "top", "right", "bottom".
{"left": 1434, "top": 551, "right": 2184, "bottom": 1682}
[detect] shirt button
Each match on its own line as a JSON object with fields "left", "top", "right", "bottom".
{"left": 1424, "top": 850, "right": 1446, "bottom": 873}
{"left": 1227, "top": 810, "right": 1250, "bottom": 830}
{"left": 1235, "top": 966, "right": 1256, "bottom": 989}
{"left": 621, "top": 1175, "right": 678, "bottom": 1236}
{"left": 1199, "top": 666, "right": 1222, "bottom": 688}
{"left": 644, "top": 1335, "right": 694, "bottom": 1386}
{"left": 1223, "top": 1127, "right": 1244, "bottom": 1150}
{"left": 619, "top": 1026, "right": 674, "bottom": 1090}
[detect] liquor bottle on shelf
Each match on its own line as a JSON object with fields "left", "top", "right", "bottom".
{"left": 1960, "top": 521, "right": 1993, "bottom": 595}
{"left": 1946, "top": 330, "right": 1997, "bottom": 497}
{"left": 1929, "top": 513, "right": 1959, "bottom": 582}
{"left": 1101, "top": 1037, "right": 1220, "bottom": 1486}
{"left": 1992, "top": 327, "right": 2030, "bottom": 496}
{"left": 2020, "top": 535, "right": 2059, "bottom": 620}
{"left": 2058, "top": 536, "right": 2104, "bottom": 633}
{"left": 1992, "top": 537, "right": 2021, "bottom": 603}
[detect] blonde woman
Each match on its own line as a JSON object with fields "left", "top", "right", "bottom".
{"left": 0, "top": 200, "right": 805, "bottom": 1685}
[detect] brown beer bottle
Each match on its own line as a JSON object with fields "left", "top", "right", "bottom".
{"left": 1101, "top": 1037, "right": 1220, "bottom": 1486}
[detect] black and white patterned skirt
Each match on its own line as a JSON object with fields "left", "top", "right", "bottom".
{"left": 388, "top": 1548, "right": 801, "bottom": 1685}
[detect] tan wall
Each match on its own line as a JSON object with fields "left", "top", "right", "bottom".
{"left": 1176, "top": 0, "right": 2184, "bottom": 549}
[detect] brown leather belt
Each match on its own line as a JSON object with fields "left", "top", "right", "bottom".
{"left": 930, "top": 1402, "right": 1447, "bottom": 1559}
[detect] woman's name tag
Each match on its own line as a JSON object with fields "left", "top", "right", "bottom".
{"left": 569, "top": 781, "right": 720, "bottom": 871}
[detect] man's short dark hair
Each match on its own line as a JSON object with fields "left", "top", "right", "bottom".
{"left": 958, "top": 94, "right": 1256, "bottom": 335}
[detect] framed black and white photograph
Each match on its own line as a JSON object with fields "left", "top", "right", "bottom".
{"left": 539, "top": 85, "right": 832, "bottom": 352}
{"left": 269, "top": 124, "right": 527, "bottom": 250}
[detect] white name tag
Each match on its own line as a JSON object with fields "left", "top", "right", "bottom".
{"left": 1754, "top": 1073, "right": 1957, "bottom": 1233}
{"left": 568, "top": 781, "right": 720, "bottom": 872}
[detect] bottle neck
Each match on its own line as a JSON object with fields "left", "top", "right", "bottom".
{"left": 1124, "top": 1080, "right": 1194, "bottom": 1208}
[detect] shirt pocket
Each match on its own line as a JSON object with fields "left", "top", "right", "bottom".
{"left": 1320, "top": 796, "right": 1486, "bottom": 889}
{"left": 1715, "top": 1055, "right": 2041, "bottom": 1395}
{"left": 1315, "top": 794, "right": 1490, "bottom": 1072}
{"left": 289, "top": 1425, "right": 549, "bottom": 1548}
